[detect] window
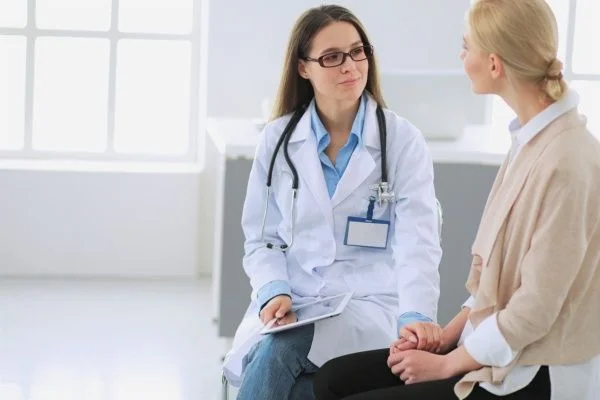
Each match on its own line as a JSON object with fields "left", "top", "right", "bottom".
{"left": 490, "top": 0, "right": 600, "bottom": 137}
{"left": 0, "top": 0, "right": 207, "bottom": 163}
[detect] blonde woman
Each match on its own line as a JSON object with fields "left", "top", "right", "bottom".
{"left": 313, "top": 0, "right": 600, "bottom": 399}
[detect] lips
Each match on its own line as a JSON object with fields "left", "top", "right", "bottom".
{"left": 340, "top": 77, "right": 360, "bottom": 85}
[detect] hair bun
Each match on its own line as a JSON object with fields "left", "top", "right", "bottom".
{"left": 546, "top": 58, "right": 564, "bottom": 80}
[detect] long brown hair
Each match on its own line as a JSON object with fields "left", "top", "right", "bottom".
{"left": 271, "top": 5, "right": 386, "bottom": 120}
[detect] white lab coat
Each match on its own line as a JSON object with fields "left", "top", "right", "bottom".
{"left": 224, "top": 95, "right": 442, "bottom": 386}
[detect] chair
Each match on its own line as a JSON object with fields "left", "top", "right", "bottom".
{"left": 221, "top": 373, "right": 230, "bottom": 400}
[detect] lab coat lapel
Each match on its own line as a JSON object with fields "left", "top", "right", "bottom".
{"left": 331, "top": 97, "right": 379, "bottom": 207}
{"left": 287, "top": 111, "right": 334, "bottom": 230}
{"left": 331, "top": 145, "right": 376, "bottom": 207}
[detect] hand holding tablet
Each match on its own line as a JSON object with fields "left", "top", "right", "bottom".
{"left": 260, "top": 292, "right": 353, "bottom": 335}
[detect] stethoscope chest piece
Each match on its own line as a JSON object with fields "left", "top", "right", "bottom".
{"left": 370, "top": 182, "right": 395, "bottom": 206}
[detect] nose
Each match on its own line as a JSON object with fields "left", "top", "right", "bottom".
{"left": 340, "top": 54, "right": 358, "bottom": 73}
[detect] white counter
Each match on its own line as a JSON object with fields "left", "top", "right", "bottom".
{"left": 206, "top": 117, "right": 509, "bottom": 166}
{"left": 205, "top": 118, "right": 266, "bottom": 160}
{"left": 427, "top": 125, "right": 509, "bottom": 166}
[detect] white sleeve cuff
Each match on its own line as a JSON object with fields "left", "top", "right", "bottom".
{"left": 462, "top": 296, "right": 475, "bottom": 309}
{"left": 463, "top": 312, "right": 518, "bottom": 367}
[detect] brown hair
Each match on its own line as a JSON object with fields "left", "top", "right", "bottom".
{"left": 271, "top": 5, "right": 386, "bottom": 120}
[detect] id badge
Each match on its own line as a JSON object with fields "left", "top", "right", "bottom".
{"left": 344, "top": 216, "right": 390, "bottom": 249}
{"left": 344, "top": 196, "right": 390, "bottom": 249}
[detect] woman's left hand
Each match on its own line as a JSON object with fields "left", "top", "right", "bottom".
{"left": 387, "top": 349, "right": 452, "bottom": 384}
{"left": 389, "top": 337, "right": 417, "bottom": 355}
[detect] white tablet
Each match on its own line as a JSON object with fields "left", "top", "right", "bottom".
{"left": 260, "top": 292, "right": 353, "bottom": 335}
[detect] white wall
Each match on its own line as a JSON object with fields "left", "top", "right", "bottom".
{"left": 0, "top": 0, "right": 474, "bottom": 278}
{"left": 207, "top": 0, "right": 472, "bottom": 118}
{"left": 0, "top": 169, "right": 211, "bottom": 277}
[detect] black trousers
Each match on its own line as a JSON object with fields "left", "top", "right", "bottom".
{"left": 313, "top": 349, "right": 550, "bottom": 400}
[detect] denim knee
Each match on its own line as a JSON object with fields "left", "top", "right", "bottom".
{"left": 245, "top": 324, "right": 315, "bottom": 375}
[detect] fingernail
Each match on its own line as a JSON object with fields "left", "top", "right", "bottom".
{"left": 409, "top": 336, "right": 417, "bottom": 343}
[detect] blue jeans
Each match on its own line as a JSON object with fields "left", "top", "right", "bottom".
{"left": 237, "top": 323, "right": 318, "bottom": 400}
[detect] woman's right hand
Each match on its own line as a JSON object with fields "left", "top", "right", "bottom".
{"left": 399, "top": 322, "right": 444, "bottom": 353}
{"left": 259, "top": 295, "right": 294, "bottom": 325}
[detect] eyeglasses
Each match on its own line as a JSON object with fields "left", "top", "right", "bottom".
{"left": 303, "top": 45, "right": 374, "bottom": 68}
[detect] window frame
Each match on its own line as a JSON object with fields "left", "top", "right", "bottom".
{"left": 0, "top": 0, "right": 207, "bottom": 164}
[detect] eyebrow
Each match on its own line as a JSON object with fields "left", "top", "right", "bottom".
{"left": 319, "top": 41, "right": 364, "bottom": 56}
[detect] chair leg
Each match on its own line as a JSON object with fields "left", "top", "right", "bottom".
{"left": 221, "top": 373, "right": 229, "bottom": 400}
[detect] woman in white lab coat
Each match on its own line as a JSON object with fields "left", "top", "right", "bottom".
{"left": 313, "top": 1, "right": 600, "bottom": 399}
{"left": 230, "top": 5, "right": 442, "bottom": 400}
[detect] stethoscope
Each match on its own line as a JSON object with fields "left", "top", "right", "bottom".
{"left": 260, "top": 103, "right": 394, "bottom": 251}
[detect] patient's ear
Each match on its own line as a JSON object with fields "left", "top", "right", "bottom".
{"left": 489, "top": 53, "right": 504, "bottom": 80}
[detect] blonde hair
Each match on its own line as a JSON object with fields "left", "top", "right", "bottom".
{"left": 271, "top": 5, "right": 386, "bottom": 120}
{"left": 468, "top": 0, "right": 568, "bottom": 101}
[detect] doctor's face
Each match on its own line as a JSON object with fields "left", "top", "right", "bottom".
{"left": 299, "top": 21, "right": 369, "bottom": 104}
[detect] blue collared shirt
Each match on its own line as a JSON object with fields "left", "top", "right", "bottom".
{"left": 310, "top": 94, "right": 367, "bottom": 198}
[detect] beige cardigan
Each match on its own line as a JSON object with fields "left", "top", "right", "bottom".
{"left": 455, "top": 109, "right": 600, "bottom": 398}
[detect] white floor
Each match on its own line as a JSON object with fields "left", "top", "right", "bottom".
{"left": 0, "top": 278, "right": 231, "bottom": 400}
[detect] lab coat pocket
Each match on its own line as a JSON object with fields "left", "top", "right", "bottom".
{"left": 343, "top": 262, "right": 395, "bottom": 297}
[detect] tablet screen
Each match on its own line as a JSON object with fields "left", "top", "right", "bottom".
{"left": 294, "top": 294, "right": 347, "bottom": 321}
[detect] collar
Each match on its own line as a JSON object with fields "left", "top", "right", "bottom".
{"left": 310, "top": 94, "right": 367, "bottom": 152}
{"left": 508, "top": 89, "right": 580, "bottom": 148}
